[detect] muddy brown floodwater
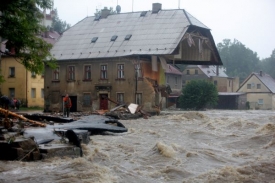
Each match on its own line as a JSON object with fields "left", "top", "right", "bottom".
{"left": 1, "top": 110, "right": 275, "bottom": 183}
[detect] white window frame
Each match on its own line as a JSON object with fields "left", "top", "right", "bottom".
{"left": 53, "top": 67, "right": 60, "bottom": 80}
{"left": 31, "top": 88, "right": 36, "bottom": 98}
{"left": 258, "top": 99, "right": 263, "bottom": 105}
{"left": 117, "top": 64, "right": 125, "bottom": 79}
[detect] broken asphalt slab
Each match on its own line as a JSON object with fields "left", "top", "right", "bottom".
{"left": 23, "top": 115, "right": 128, "bottom": 141}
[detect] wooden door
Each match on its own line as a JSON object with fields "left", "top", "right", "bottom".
{"left": 99, "top": 94, "right": 108, "bottom": 110}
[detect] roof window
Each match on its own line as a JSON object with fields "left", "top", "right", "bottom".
{"left": 91, "top": 37, "right": 98, "bottom": 43}
{"left": 124, "top": 34, "right": 132, "bottom": 40}
{"left": 140, "top": 11, "right": 147, "bottom": 17}
{"left": 94, "top": 15, "right": 101, "bottom": 21}
{"left": 111, "top": 35, "right": 118, "bottom": 41}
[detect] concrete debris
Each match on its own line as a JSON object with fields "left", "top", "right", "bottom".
{"left": 105, "top": 103, "right": 152, "bottom": 120}
{"left": 0, "top": 107, "right": 128, "bottom": 161}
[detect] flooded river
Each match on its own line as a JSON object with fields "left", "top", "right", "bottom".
{"left": 0, "top": 110, "right": 275, "bottom": 183}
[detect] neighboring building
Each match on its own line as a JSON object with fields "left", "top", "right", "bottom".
{"left": 0, "top": 30, "right": 60, "bottom": 107}
{"left": 45, "top": 3, "right": 222, "bottom": 112}
{"left": 237, "top": 71, "right": 275, "bottom": 110}
{"left": 182, "top": 65, "right": 239, "bottom": 92}
{"left": 41, "top": 0, "right": 55, "bottom": 28}
{"left": 0, "top": 3, "right": 60, "bottom": 108}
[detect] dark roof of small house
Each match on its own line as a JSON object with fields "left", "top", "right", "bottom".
{"left": 51, "top": 9, "right": 210, "bottom": 61}
{"left": 238, "top": 72, "right": 275, "bottom": 93}
{"left": 165, "top": 64, "right": 182, "bottom": 75}
{"left": 43, "top": 31, "right": 61, "bottom": 45}
{"left": 186, "top": 65, "right": 228, "bottom": 77}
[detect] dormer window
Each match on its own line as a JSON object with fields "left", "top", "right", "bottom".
{"left": 91, "top": 37, "right": 98, "bottom": 43}
{"left": 94, "top": 15, "right": 101, "bottom": 21}
{"left": 124, "top": 34, "right": 132, "bottom": 40}
{"left": 140, "top": 11, "right": 147, "bottom": 17}
{"left": 111, "top": 35, "right": 118, "bottom": 41}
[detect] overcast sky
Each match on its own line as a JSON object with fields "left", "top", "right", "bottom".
{"left": 53, "top": 0, "right": 275, "bottom": 59}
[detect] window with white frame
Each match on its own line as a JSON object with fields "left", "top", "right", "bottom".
{"left": 135, "top": 63, "right": 142, "bottom": 78}
{"left": 68, "top": 66, "right": 75, "bottom": 80}
{"left": 247, "top": 84, "right": 251, "bottom": 89}
{"left": 31, "top": 71, "right": 36, "bottom": 77}
{"left": 135, "top": 93, "right": 142, "bottom": 105}
{"left": 117, "top": 93, "right": 124, "bottom": 104}
{"left": 31, "top": 88, "right": 36, "bottom": 98}
{"left": 257, "top": 84, "right": 261, "bottom": 89}
{"left": 9, "top": 67, "right": 15, "bottom": 77}
{"left": 53, "top": 67, "right": 59, "bottom": 80}
{"left": 258, "top": 99, "right": 263, "bottom": 105}
{"left": 84, "top": 65, "right": 91, "bottom": 80}
{"left": 117, "top": 64, "right": 124, "bottom": 79}
{"left": 100, "top": 65, "right": 107, "bottom": 79}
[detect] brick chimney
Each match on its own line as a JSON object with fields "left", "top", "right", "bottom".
{"left": 152, "top": 3, "right": 162, "bottom": 13}
{"left": 260, "top": 70, "right": 262, "bottom": 76}
{"left": 101, "top": 7, "right": 110, "bottom": 18}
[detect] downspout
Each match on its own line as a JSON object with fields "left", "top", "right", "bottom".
{"left": 135, "top": 68, "right": 137, "bottom": 103}
{"left": 26, "top": 69, "right": 28, "bottom": 107}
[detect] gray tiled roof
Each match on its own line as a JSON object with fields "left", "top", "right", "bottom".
{"left": 165, "top": 64, "right": 182, "bottom": 75}
{"left": 186, "top": 65, "right": 228, "bottom": 77}
{"left": 254, "top": 72, "right": 275, "bottom": 93}
{"left": 198, "top": 65, "right": 228, "bottom": 78}
{"left": 51, "top": 9, "right": 209, "bottom": 60}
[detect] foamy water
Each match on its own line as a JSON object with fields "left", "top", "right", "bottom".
{"left": 1, "top": 110, "right": 275, "bottom": 183}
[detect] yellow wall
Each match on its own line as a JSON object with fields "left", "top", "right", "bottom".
{"left": 0, "top": 57, "right": 44, "bottom": 107}
{"left": 238, "top": 75, "right": 270, "bottom": 92}
{"left": 238, "top": 75, "right": 274, "bottom": 110}
{"left": 246, "top": 93, "right": 274, "bottom": 110}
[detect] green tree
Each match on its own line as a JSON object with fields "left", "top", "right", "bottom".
{"left": 94, "top": 7, "right": 117, "bottom": 16}
{"left": 217, "top": 39, "right": 260, "bottom": 82}
{"left": 260, "top": 49, "right": 275, "bottom": 78}
{"left": 179, "top": 80, "right": 218, "bottom": 110}
{"left": 52, "top": 9, "right": 70, "bottom": 33}
{"left": 0, "top": 0, "right": 56, "bottom": 81}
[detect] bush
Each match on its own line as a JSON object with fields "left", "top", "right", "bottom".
{"left": 179, "top": 80, "right": 218, "bottom": 110}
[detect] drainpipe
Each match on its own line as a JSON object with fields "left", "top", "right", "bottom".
{"left": 26, "top": 69, "right": 28, "bottom": 107}
{"left": 135, "top": 68, "right": 137, "bottom": 103}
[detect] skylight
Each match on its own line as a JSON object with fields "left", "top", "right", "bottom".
{"left": 94, "top": 15, "right": 101, "bottom": 21}
{"left": 91, "top": 37, "right": 98, "bottom": 43}
{"left": 111, "top": 35, "right": 118, "bottom": 41}
{"left": 124, "top": 34, "right": 132, "bottom": 40}
{"left": 140, "top": 11, "right": 147, "bottom": 17}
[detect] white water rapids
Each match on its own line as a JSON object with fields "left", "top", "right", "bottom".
{"left": 0, "top": 110, "right": 275, "bottom": 183}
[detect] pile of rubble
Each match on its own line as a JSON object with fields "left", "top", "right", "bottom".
{"left": 0, "top": 107, "right": 128, "bottom": 161}
{"left": 103, "top": 103, "right": 153, "bottom": 120}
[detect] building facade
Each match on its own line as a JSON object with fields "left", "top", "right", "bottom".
{"left": 237, "top": 71, "right": 275, "bottom": 110}
{"left": 46, "top": 3, "right": 223, "bottom": 112}
{"left": 182, "top": 65, "right": 239, "bottom": 92}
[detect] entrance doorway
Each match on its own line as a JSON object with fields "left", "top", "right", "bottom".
{"left": 99, "top": 94, "right": 108, "bottom": 110}
{"left": 62, "top": 95, "right": 77, "bottom": 112}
